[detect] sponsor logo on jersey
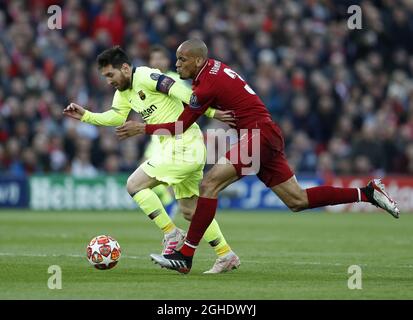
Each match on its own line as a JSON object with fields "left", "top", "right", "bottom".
{"left": 138, "top": 104, "right": 158, "bottom": 120}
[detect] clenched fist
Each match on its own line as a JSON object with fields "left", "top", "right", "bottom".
{"left": 63, "top": 103, "right": 86, "bottom": 120}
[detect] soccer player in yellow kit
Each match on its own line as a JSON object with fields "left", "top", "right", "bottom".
{"left": 63, "top": 46, "right": 240, "bottom": 273}
{"left": 144, "top": 45, "right": 217, "bottom": 219}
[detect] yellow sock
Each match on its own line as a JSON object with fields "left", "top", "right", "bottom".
{"left": 203, "top": 219, "right": 231, "bottom": 257}
{"left": 152, "top": 184, "right": 174, "bottom": 207}
{"left": 132, "top": 189, "right": 175, "bottom": 234}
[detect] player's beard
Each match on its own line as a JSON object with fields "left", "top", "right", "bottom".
{"left": 178, "top": 71, "right": 190, "bottom": 80}
{"left": 117, "top": 76, "right": 131, "bottom": 91}
{"left": 178, "top": 66, "right": 197, "bottom": 80}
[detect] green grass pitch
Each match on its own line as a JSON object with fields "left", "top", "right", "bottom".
{"left": 0, "top": 210, "right": 412, "bottom": 299}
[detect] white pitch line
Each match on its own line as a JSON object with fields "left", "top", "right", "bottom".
{"left": 0, "top": 252, "right": 210, "bottom": 262}
{"left": 291, "top": 261, "right": 413, "bottom": 269}
{"left": 0, "top": 252, "right": 146, "bottom": 260}
{"left": 1, "top": 253, "right": 413, "bottom": 269}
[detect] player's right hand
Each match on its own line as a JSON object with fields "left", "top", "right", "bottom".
{"left": 63, "top": 103, "right": 85, "bottom": 120}
{"left": 214, "top": 109, "right": 236, "bottom": 127}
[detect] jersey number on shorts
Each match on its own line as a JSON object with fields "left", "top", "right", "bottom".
{"left": 223, "top": 68, "right": 256, "bottom": 95}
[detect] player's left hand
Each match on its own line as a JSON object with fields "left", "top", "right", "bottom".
{"left": 115, "top": 121, "right": 145, "bottom": 140}
{"left": 213, "top": 110, "right": 236, "bottom": 127}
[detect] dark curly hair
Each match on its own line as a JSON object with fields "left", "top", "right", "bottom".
{"left": 96, "top": 46, "right": 131, "bottom": 69}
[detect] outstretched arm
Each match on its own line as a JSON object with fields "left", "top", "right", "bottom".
{"left": 64, "top": 90, "right": 130, "bottom": 126}
{"left": 63, "top": 103, "right": 86, "bottom": 120}
{"left": 81, "top": 109, "right": 126, "bottom": 126}
{"left": 64, "top": 103, "right": 127, "bottom": 126}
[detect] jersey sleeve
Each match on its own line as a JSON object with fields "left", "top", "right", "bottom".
{"left": 138, "top": 66, "right": 217, "bottom": 120}
{"left": 138, "top": 66, "right": 193, "bottom": 103}
{"left": 145, "top": 85, "right": 215, "bottom": 135}
{"left": 136, "top": 66, "right": 184, "bottom": 98}
{"left": 135, "top": 66, "right": 159, "bottom": 92}
{"left": 168, "top": 81, "right": 216, "bottom": 118}
{"left": 168, "top": 80, "right": 192, "bottom": 102}
{"left": 81, "top": 90, "right": 130, "bottom": 126}
{"left": 204, "top": 107, "right": 216, "bottom": 118}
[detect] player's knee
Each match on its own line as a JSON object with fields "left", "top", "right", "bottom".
{"left": 179, "top": 204, "right": 193, "bottom": 221}
{"left": 181, "top": 209, "right": 193, "bottom": 221}
{"left": 126, "top": 176, "right": 139, "bottom": 196}
{"left": 199, "top": 178, "right": 219, "bottom": 198}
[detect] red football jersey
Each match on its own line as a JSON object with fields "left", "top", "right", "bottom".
{"left": 145, "top": 58, "right": 274, "bottom": 134}
{"left": 191, "top": 59, "right": 273, "bottom": 129}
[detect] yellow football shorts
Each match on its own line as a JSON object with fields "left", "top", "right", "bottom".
{"left": 143, "top": 136, "right": 160, "bottom": 159}
{"left": 140, "top": 131, "right": 206, "bottom": 199}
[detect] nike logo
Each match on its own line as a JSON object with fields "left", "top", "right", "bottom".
{"left": 147, "top": 161, "right": 155, "bottom": 168}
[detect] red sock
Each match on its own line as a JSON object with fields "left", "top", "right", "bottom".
{"left": 306, "top": 186, "right": 368, "bottom": 209}
{"left": 180, "top": 197, "right": 218, "bottom": 257}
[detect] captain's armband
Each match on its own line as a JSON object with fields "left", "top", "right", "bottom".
{"left": 152, "top": 73, "right": 176, "bottom": 94}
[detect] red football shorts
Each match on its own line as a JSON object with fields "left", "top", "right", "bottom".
{"left": 225, "top": 121, "right": 294, "bottom": 187}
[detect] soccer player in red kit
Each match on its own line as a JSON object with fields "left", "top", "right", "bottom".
{"left": 116, "top": 39, "right": 400, "bottom": 274}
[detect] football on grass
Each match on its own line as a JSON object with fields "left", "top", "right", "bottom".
{"left": 86, "top": 235, "right": 121, "bottom": 270}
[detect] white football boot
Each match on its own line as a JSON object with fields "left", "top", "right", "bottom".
{"left": 365, "top": 179, "right": 400, "bottom": 219}
{"left": 203, "top": 251, "right": 241, "bottom": 274}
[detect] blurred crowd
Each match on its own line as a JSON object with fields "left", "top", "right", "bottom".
{"left": 1, "top": 0, "right": 413, "bottom": 178}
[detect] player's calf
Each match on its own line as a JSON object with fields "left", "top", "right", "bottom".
{"left": 278, "top": 191, "right": 309, "bottom": 212}
{"left": 270, "top": 178, "right": 309, "bottom": 212}
{"left": 285, "top": 199, "right": 309, "bottom": 212}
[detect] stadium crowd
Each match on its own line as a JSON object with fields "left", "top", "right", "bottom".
{"left": 1, "top": 0, "right": 413, "bottom": 178}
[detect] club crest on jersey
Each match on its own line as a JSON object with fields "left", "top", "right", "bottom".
{"left": 189, "top": 93, "right": 201, "bottom": 109}
{"left": 138, "top": 90, "right": 146, "bottom": 100}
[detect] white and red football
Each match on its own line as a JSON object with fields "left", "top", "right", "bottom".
{"left": 86, "top": 235, "right": 121, "bottom": 270}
